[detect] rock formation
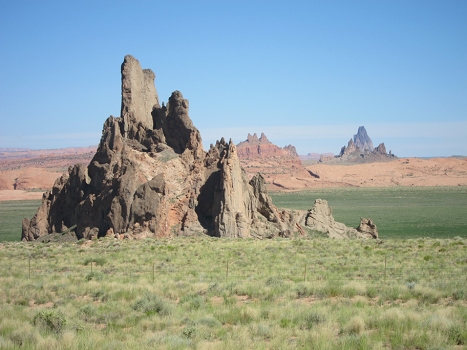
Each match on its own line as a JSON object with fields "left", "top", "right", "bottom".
{"left": 305, "top": 199, "right": 377, "bottom": 239}
{"left": 236, "top": 133, "right": 300, "bottom": 160}
{"left": 236, "top": 133, "right": 318, "bottom": 190}
{"left": 318, "top": 154, "right": 334, "bottom": 163}
{"left": 300, "top": 153, "right": 334, "bottom": 162}
{"left": 374, "top": 142, "right": 387, "bottom": 154}
{"left": 22, "top": 55, "right": 377, "bottom": 241}
{"left": 353, "top": 126, "right": 374, "bottom": 151}
{"left": 338, "top": 139, "right": 358, "bottom": 158}
{"left": 324, "top": 126, "right": 395, "bottom": 163}
{"left": 121, "top": 55, "right": 159, "bottom": 138}
{"left": 356, "top": 218, "right": 378, "bottom": 239}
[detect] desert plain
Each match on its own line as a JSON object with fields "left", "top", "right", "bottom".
{"left": 1, "top": 145, "right": 466, "bottom": 201}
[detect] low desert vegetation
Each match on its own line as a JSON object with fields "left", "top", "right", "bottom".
{"left": 0, "top": 236, "right": 466, "bottom": 349}
{"left": 0, "top": 187, "right": 466, "bottom": 348}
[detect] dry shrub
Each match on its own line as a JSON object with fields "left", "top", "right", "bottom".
{"left": 343, "top": 315, "right": 365, "bottom": 335}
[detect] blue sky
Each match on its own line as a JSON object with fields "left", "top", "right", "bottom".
{"left": 1, "top": 1, "right": 466, "bottom": 157}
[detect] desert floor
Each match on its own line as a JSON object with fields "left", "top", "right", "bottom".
{"left": 269, "top": 157, "right": 467, "bottom": 191}
{"left": 0, "top": 154, "right": 466, "bottom": 201}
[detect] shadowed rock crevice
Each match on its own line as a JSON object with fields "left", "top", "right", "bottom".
{"left": 22, "top": 55, "right": 377, "bottom": 241}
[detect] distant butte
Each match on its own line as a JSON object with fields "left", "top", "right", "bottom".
{"left": 327, "top": 126, "right": 396, "bottom": 163}
{"left": 236, "top": 133, "right": 318, "bottom": 190}
{"left": 236, "top": 132, "right": 299, "bottom": 160}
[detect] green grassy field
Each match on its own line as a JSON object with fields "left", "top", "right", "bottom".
{"left": 1, "top": 188, "right": 467, "bottom": 349}
{"left": 0, "top": 236, "right": 466, "bottom": 349}
{"left": 271, "top": 187, "right": 467, "bottom": 239}
{"left": 2, "top": 187, "right": 466, "bottom": 242}
{"left": 0, "top": 200, "right": 42, "bottom": 242}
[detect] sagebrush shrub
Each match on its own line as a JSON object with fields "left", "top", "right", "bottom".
{"left": 33, "top": 310, "right": 67, "bottom": 334}
{"left": 133, "top": 293, "right": 173, "bottom": 316}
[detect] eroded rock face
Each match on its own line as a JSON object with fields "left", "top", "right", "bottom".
{"left": 121, "top": 55, "right": 160, "bottom": 138}
{"left": 356, "top": 218, "right": 378, "bottom": 239}
{"left": 22, "top": 56, "right": 377, "bottom": 241}
{"left": 353, "top": 126, "right": 374, "bottom": 151}
{"left": 304, "top": 199, "right": 376, "bottom": 239}
{"left": 374, "top": 143, "right": 387, "bottom": 154}
{"left": 339, "top": 139, "right": 358, "bottom": 157}
{"left": 236, "top": 132, "right": 314, "bottom": 190}
{"left": 237, "top": 133, "right": 299, "bottom": 160}
{"left": 330, "top": 127, "right": 395, "bottom": 163}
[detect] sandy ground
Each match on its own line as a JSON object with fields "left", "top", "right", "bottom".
{"left": 0, "top": 167, "right": 64, "bottom": 192}
{"left": 269, "top": 157, "right": 467, "bottom": 190}
{"left": 0, "top": 146, "right": 94, "bottom": 199}
{"left": 0, "top": 157, "right": 466, "bottom": 201}
{"left": 0, "top": 190, "right": 44, "bottom": 201}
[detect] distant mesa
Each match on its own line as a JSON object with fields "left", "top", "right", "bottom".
{"left": 299, "top": 152, "right": 334, "bottom": 162}
{"left": 236, "top": 133, "right": 319, "bottom": 190}
{"left": 236, "top": 132, "right": 299, "bottom": 159}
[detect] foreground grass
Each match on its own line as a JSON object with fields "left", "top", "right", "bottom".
{"left": 1, "top": 236, "right": 466, "bottom": 349}
{"left": 271, "top": 186, "right": 467, "bottom": 239}
{"left": 0, "top": 200, "right": 41, "bottom": 242}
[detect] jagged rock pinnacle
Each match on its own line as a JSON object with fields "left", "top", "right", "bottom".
{"left": 22, "top": 56, "right": 377, "bottom": 242}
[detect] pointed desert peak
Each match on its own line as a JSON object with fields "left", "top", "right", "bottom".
{"left": 283, "top": 144, "right": 298, "bottom": 156}
{"left": 121, "top": 55, "right": 160, "bottom": 138}
{"left": 247, "top": 133, "right": 259, "bottom": 143}
{"left": 353, "top": 126, "right": 374, "bottom": 151}
{"left": 259, "top": 132, "right": 270, "bottom": 144}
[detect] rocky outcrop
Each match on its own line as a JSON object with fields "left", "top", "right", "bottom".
{"left": 326, "top": 126, "right": 396, "bottom": 163}
{"left": 374, "top": 143, "right": 387, "bottom": 154}
{"left": 338, "top": 139, "right": 358, "bottom": 158}
{"left": 300, "top": 153, "right": 334, "bottom": 161}
{"left": 121, "top": 55, "right": 159, "bottom": 138}
{"left": 356, "top": 218, "right": 378, "bottom": 239}
{"left": 353, "top": 126, "right": 374, "bottom": 151}
{"left": 236, "top": 133, "right": 298, "bottom": 160}
{"left": 236, "top": 133, "right": 315, "bottom": 190}
{"left": 22, "top": 55, "right": 377, "bottom": 241}
{"left": 283, "top": 144, "right": 298, "bottom": 157}
{"left": 304, "top": 199, "right": 376, "bottom": 239}
{"left": 318, "top": 154, "right": 333, "bottom": 163}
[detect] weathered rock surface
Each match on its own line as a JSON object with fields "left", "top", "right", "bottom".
{"left": 22, "top": 55, "right": 377, "bottom": 241}
{"left": 300, "top": 153, "right": 335, "bottom": 162}
{"left": 353, "top": 126, "right": 374, "bottom": 151}
{"left": 236, "top": 133, "right": 316, "bottom": 190}
{"left": 121, "top": 55, "right": 159, "bottom": 138}
{"left": 324, "top": 126, "right": 396, "bottom": 163}
{"left": 374, "top": 143, "right": 387, "bottom": 154}
{"left": 236, "top": 133, "right": 299, "bottom": 160}
{"left": 338, "top": 139, "right": 358, "bottom": 158}
{"left": 356, "top": 218, "right": 378, "bottom": 239}
{"left": 304, "top": 199, "right": 376, "bottom": 239}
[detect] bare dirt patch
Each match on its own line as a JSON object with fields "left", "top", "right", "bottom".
{"left": 302, "top": 157, "right": 467, "bottom": 189}
{"left": 0, "top": 146, "right": 95, "bottom": 200}
{"left": 0, "top": 190, "right": 44, "bottom": 201}
{"left": 268, "top": 157, "right": 467, "bottom": 190}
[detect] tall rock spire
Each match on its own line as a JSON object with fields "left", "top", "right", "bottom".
{"left": 120, "top": 55, "right": 160, "bottom": 138}
{"left": 22, "top": 56, "right": 377, "bottom": 242}
{"left": 353, "top": 126, "right": 374, "bottom": 151}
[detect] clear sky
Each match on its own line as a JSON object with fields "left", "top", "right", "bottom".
{"left": 1, "top": 0, "right": 466, "bottom": 157}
